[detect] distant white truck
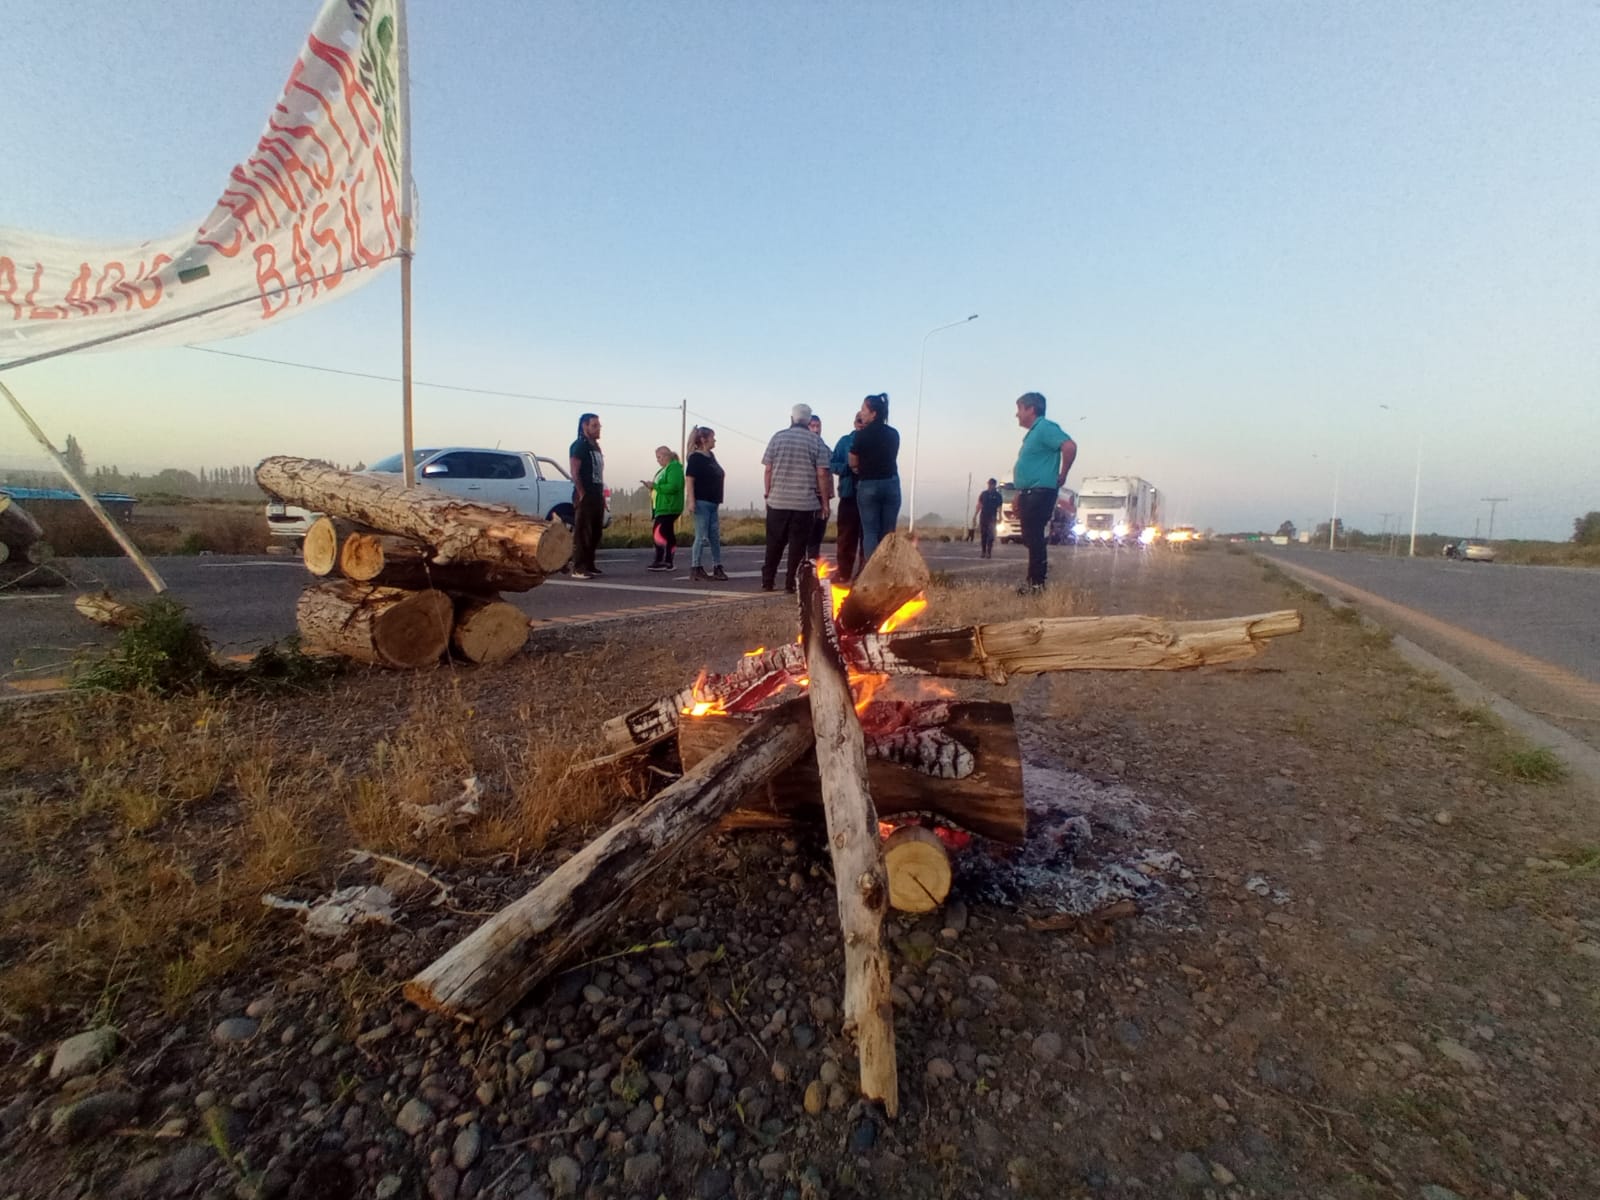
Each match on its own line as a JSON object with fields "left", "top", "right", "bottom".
{"left": 1073, "top": 475, "right": 1161, "bottom": 545}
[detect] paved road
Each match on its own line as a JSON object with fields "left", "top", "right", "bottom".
{"left": 0, "top": 541, "right": 1032, "bottom": 689}
{"left": 1259, "top": 548, "right": 1600, "bottom": 686}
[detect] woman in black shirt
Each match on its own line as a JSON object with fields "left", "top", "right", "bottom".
{"left": 684, "top": 426, "right": 728, "bottom": 581}
{"left": 847, "top": 393, "right": 900, "bottom": 561}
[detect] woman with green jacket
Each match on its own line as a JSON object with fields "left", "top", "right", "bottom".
{"left": 644, "top": 446, "right": 684, "bottom": 571}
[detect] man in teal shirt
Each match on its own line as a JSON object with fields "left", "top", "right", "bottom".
{"left": 1011, "top": 391, "right": 1077, "bottom": 593}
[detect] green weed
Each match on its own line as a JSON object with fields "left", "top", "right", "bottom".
{"left": 1498, "top": 747, "right": 1566, "bottom": 783}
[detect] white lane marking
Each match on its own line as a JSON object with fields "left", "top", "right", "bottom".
{"left": 543, "top": 579, "right": 748, "bottom": 597}
{"left": 0, "top": 593, "right": 65, "bottom": 601}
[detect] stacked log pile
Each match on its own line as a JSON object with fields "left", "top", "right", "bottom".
{"left": 0, "top": 493, "right": 50, "bottom": 567}
{"left": 256, "top": 456, "right": 574, "bottom": 668}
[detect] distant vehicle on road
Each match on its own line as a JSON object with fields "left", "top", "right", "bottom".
{"left": 1165, "top": 525, "right": 1200, "bottom": 546}
{"left": 1073, "top": 475, "right": 1160, "bottom": 545}
{"left": 995, "top": 484, "right": 1078, "bottom": 545}
{"left": 1442, "top": 538, "right": 1496, "bottom": 562}
{"left": 265, "top": 447, "right": 610, "bottom": 546}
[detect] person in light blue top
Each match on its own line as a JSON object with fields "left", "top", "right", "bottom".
{"left": 1010, "top": 391, "right": 1077, "bottom": 593}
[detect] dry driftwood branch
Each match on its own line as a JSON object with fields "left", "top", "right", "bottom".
{"left": 797, "top": 559, "right": 898, "bottom": 1118}
{"left": 257, "top": 456, "right": 572, "bottom": 579}
{"left": 405, "top": 705, "right": 815, "bottom": 1024}
{"left": 680, "top": 700, "right": 1025, "bottom": 845}
{"left": 835, "top": 530, "right": 930, "bottom": 634}
{"left": 74, "top": 592, "right": 141, "bottom": 630}
{"left": 845, "top": 609, "right": 1305, "bottom": 683}
{"left": 605, "top": 609, "right": 1304, "bottom": 751}
{"left": 295, "top": 580, "right": 453, "bottom": 668}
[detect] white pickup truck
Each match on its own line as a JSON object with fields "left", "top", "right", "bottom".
{"left": 266, "top": 447, "right": 609, "bottom": 545}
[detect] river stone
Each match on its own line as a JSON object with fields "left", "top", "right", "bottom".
{"left": 623, "top": 1152, "right": 662, "bottom": 1189}
{"left": 685, "top": 1063, "right": 716, "bottom": 1106}
{"left": 396, "top": 1096, "right": 435, "bottom": 1136}
{"left": 50, "top": 1091, "right": 137, "bottom": 1144}
{"left": 452, "top": 1123, "right": 483, "bottom": 1170}
{"left": 50, "top": 1028, "right": 118, "bottom": 1080}
{"left": 211, "top": 1018, "right": 260, "bottom": 1045}
{"left": 548, "top": 1154, "right": 582, "bottom": 1197}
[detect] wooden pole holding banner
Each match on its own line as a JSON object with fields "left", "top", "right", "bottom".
{"left": 397, "top": 0, "right": 417, "bottom": 490}
{"left": 0, "top": 378, "right": 167, "bottom": 593}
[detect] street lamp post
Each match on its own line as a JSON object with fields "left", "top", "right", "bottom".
{"left": 908, "top": 314, "right": 978, "bottom": 536}
{"left": 1379, "top": 404, "right": 1425, "bottom": 557}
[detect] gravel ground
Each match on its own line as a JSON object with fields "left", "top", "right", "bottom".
{"left": 3, "top": 547, "right": 1598, "bottom": 1200}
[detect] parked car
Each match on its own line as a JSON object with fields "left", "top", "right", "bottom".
{"left": 1442, "top": 538, "right": 1496, "bottom": 562}
{"left": 265, "top": 447, "right": 609, "bottom": 546}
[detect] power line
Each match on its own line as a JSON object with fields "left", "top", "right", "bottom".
{"left": 687, "top": 409, "right": 767, "bottom": 446}
{"left": 184, "top": 345, "right": 680, "bottom": 412}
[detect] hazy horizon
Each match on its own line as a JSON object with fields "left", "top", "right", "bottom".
{"left": 4, "top": 1, "right": 1595, "bottom": 541}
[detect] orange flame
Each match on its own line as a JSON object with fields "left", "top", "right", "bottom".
{"left": 878, "top": 596, "right": 927, "bottom": 633}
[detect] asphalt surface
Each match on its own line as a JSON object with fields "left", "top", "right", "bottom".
{"left": 0, "top": 541, "right": 1028, "bottom": 686}
{"left": 1258, "top": 547, "right": 1600, "bottom": 686}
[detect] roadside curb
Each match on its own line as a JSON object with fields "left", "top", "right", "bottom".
{"left": 1259, "top": 554, "right": 1600, "bottom": 791}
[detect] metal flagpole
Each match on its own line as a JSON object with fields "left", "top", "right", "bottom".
{"left": 397, "top": 0, "right": 417, "bottom": 488}
{"left": 0, "top": 378, "right": 166, "bottom": 592}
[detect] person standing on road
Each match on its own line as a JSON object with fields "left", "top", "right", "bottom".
{"left": 567, "top": 412, "right": 605, "bottom": 579}
{"left": 806, "top": 414, "right": 833, "bottom": 561}
{"left": 848, "top": 392, "right": 900, "bottom": 562}
{"left": 644, "top": 446, "right": 684, "bottom": 572}
{"left": 684, "top": 426, "right": 728, "bottom": 582}
{"left": 1011, "top": 392, "right": 1077, "bottom": 593}
{"left": 761, "top": 403, "right": 830, "bottom": 593}
{"left": 830, "top": 410, "right": 864, "bottom": 581}
{"left": 974, "top": 477, "right": 1004, "bottom": 559}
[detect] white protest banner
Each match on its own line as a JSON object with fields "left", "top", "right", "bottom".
{"left": 0, "top": 0, "right": 409, "bottom": 366}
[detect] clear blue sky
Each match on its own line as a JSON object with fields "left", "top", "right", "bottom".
{"left": 4, "top": 0, "right": 1596, "bottom": 538}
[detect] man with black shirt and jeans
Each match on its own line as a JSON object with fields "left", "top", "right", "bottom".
{"left": 1010, "top": 392, "right": 1076, "bottom": 593}
{"left": 567, "top": 412, "right": 605, "bottom": 579}
{"left": 761, "top": 403, "right": 830, "bottom": 593}
{"left": 973, "top": 477, "right": 1004, "bottom": 558}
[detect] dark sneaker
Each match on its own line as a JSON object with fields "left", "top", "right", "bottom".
{"left": 1017, "top": 582, "right": 1044, "bottom": 595}
{"left": 647, "top": 563, "right": 671, "bottom": 572}
{"left": 712, "top": 566, "right": 729, "bottom": 581}
{"left": 570, "top": 570, "right": 592, "bottom": 580}
{"left": 691, "top": 566, "right": 711, "bottom": 581}
{"left": 761, "top": 583, "right": 776, "bottom": 592}
{"left": 589, "top": 566, "right": 604, "bottom": 576}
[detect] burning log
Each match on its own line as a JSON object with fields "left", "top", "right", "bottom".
{"left": 881, "top": 825, "right": 952, "bottom": 914}
{"left": 835, "top": 530, "right": 929, "bottom": 634}
{"left": 256, "top": 456, "right": 573, "bottom": 579}
{"left": 295, "top": 580, "right": 453, "bottom": 668}
{"left": 338, "top": 530, "right": 546, "bottom": 593}
{"left": 679, "top": 701, "right": 1025, "bottom": 845}
{"left": 797, "top": 560, "right": 898, "bottom": 1117}
{"left": 449, "top": 595, "right": 529, "bottom": 665}
{"left": 405, "top": 704, "right": 815, "bottom": 1023}
{"left": 302, "top": 516, "right": 361, "bottom": 577}
{"left": 605, "top": 609, "right": 1304, "bottom": 752}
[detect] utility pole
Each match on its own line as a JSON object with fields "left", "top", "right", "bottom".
{"left": 1481, "top": 496, "right": 1508, "bottom": 539}
{"left": 1377, "top": 512, "right": 1396, "bottom": 555}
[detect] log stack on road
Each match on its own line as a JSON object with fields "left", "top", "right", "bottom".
{"left": 256, "top": 456, "right": 574, "bottom": 668}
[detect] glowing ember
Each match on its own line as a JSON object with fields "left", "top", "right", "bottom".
{"left": 742, "top": 646, "right": 767, "bottom": 658}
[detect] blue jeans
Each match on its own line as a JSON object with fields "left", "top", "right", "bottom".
{"left": 856, "top": 476, "right": 901, "bottom": 562}
{"left": 691, "top": 500, "right": 722, "bottom": 569}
